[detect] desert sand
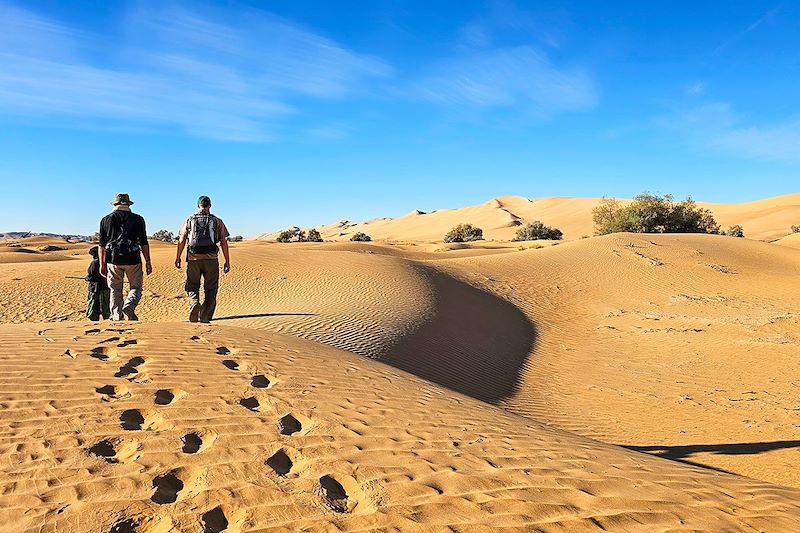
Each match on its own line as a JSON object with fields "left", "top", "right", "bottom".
{"left": 2, "top": 198, "right": 800, "bottom": 531}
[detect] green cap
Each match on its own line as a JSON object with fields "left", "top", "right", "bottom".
{"left": 197, "top": 195, "right": 211, "bottom": 207}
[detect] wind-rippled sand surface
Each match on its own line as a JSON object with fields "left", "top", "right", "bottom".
{"left": 2, "top": 232, "right": 800, "bottom": 531}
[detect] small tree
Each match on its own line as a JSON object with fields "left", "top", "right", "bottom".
{"left": 513, "top": 221, "right": 563, "bottom": 241}
{"left": 444, "top": 223, "right": 483, "bottom": 243}
{"left": 150, "top": 229, "right": 175, "bottom": 242}
{"left": 276, "top": 227, "right": 306, "bottom": 243}
{"left": 724, "top": 225, "right": 745, "bottom": 238}
{"left": 306, "top": 228, "right": 323, "bottom": 242}
{"left": 593, "top": 193, "right": 720, "bottom": 235}
{"left": 791, "top": 225, "right": 800, "bottom": 234}
{"left": 350, "top": 232, "right": 372, "bottom": 242}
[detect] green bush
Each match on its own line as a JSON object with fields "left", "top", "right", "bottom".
{"left": 276, "top": 227, "right": 306, "bottom": 243}
{"left": 306, "top": 228, "right": 323, "bottom": 242}
{"left": 513, "top": 221, "right": 563, "bottom": 241}
{"left": 444, "top": 223, "right": 483, "bottom": 243}
{"left": 593, "top": 193, "right": 720, "bottom": 235}
{"left": 350, "top": 232, "right": 372, "bottom": 242}
{"left": 724, "top": 225, "right": 745, "bottom": 238}
{"left": 150, "top": 229, "right": 175, "bottom": 242}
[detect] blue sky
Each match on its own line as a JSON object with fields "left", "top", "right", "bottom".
{"left": 1, "top": 0, "right": 798, "bottom": 236}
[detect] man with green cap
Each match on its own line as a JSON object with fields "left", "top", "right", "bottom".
{"left": 175, "top": 195, "right": 231, "bottom": 323}
{"left": 98, "top": 193, "right": 152, "bottom": 321}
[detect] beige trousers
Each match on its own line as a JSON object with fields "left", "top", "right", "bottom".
{"left": 107, "top": 263, "right": 143, "bottom": 320}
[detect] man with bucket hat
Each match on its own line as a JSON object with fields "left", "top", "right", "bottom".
{"left": 175, "top": 195, "right": 230, "bottom": 323}
{"left": 98, "top": 193, "right": 152, "bottom": 321}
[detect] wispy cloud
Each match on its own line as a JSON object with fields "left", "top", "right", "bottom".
{"left": 661, "top": 101, "right": 800, "bottom": 162}
{"left": 712, "top": 3, "right": 784, "bottom": 56}
{"left": 411, "top": 46, "right": 595, "bottom": 115}
{"left": 686, "top": 82, "right": 706, "bottom": 96}
{"left": 712, "top": 120, "right": 800, "bottom": 161}
{"left": 0, "top": 2, "right": 389, "bottom": 141}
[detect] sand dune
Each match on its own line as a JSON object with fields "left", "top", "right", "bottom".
{"left": 257, "top": 193, "right": 800, "bottom": 242}
{"left": 3, "top": 322, "right": 800, "bottom": 532}
{"left": 3, "top": 228, "right": 800, "bottom": 530}
{"left": 435, "top": 233, "right": 800, "bottom": 486}
{"left": 775, "top": 232, "right": 800, "bottom": 249}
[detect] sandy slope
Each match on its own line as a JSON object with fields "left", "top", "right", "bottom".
{"left": 436, "top": 233, "right": 800, "bottom": 486}
{"left": 3, "top": 322, "right": 800, "bottom": 532}
{"left": 257, "top": 193, "right": 800, "bottom": 242}
{"left": 3, "top": 233, "right": 800, "bottom": 530}
{"left": 775, "top": 232, "right": 800, "bottom": 250}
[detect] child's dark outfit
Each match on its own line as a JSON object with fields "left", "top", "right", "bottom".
{"left": 86, "top": 255, "right": 111, "bottom": 321}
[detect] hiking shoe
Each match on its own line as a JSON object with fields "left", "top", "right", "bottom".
{"left": 122, "top": 306, "right": 139, "bottom": 321}
{"left": 189, "top": 303, "right": 200, "bottom": 323}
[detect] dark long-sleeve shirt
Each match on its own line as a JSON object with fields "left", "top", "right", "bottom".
{"left": 86, "top": 259, "right": 108, "bottom": 293}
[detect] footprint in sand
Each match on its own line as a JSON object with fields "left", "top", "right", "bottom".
{"left": 319, "top": 474, "right": 366, "bottom": 514}
{"left": 90, "top": 346, "right": 121, "bottom": 362}
{"left": 266, "top": 448, "right": 303, "bottom": 477}
{"left": 222, "top": 359, "right": 239, "bottom": 371}
{"left": 151, "top": 471, "right": 184, "bottom": 504}
{"left": 88, "top": 437, "right": 139, "bottom": 463}
{"left": 239, "top": 396, "right": 260, "bottom": 411}
{"left": 201, "top": 507, "right": 228, "bottom": 533}
{"left": 88, "top": 440, "right": 118, "bottom": 462}
{"left": 154, "top": 389, "right": 177, "bottom": 405}
{"left": 114, "top": 356, "right": 147, "bottom": 380}
{"left": 250, "top": 374, "right": 275, "bottom": 388}
{"left": 120, "top": 409, "right": 146, "bottom": 430}
{"left": 107, "top": 518, "right": 136, "bottom": 533}
{"left": 216, "top": 346, "right": 232, "bottom": 355}
{"left": 182, "top": 433, "right": 203, "bottom": 454}
{"left": 278, "top": 413, "right": 311, "bottom": 436}
{"left": 96, "top": 384, "right": 129, "bottom": 400}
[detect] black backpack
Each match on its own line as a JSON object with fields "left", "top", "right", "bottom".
{"left": 105, "top": 211, "right": 142, "bottom": 265}
{"left": 188, "top": 214, "right": 218, "bottom": 255}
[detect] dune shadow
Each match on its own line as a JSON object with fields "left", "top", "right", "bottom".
{"left": 214, "top": 313, "right": 315, "bottom": 321}
{"left": 623, "top": 440, "right": 800, "bottom": 474}
{"left": 383, "top": 264, "right": 537, "bottom": 404}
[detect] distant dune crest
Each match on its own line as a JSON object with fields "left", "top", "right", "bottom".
{"left": 257, "top": 193, "right": 800, "bottom": 242}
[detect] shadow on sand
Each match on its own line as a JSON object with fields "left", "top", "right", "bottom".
{"left": 383, "top": 264, "right": 537, "bottom": 404}
{"left": 623, "top": 440, "right": 800, "bottom": 474}
{"left": 214, "top": 313, "right": 315, "bottom": 321}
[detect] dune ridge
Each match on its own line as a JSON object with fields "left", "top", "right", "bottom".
{"left": 256, "top": 193, "right": 800, "bottom": 242}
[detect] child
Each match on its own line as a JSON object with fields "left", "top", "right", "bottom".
{"left": 86, "top": 246, "right": 111, "bottom": 321}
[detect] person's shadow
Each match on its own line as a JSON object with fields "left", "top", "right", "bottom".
{"left": 212, "top": 313, "right": 315, "bottom": 321}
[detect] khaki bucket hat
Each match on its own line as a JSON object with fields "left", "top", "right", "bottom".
{"left": 111, "top": 193, "right": 134, "bottom": 206}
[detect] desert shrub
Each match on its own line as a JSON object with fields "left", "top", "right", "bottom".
{"left": 306, "top": 228, "right": 323, "bottom": 242}
{"left": 593, "top": 193, "right": 720, "bottom": 235}
{"left": 443, "top": 223, "right": 484, "bottom": 243}
{"left": 350, "top": 232, "right": 372, "bottom": 242}
{"left": 724, "top": 225, "right": 745, "bottom": 238}
{"left": 791, "top": 225, "right": 800, "bottom": 233}
{"left": 276, "top": 227, "right": 306, "bottom": 243}
{"left": 229, "top": 235, "right": 244, "bottom": 242}
{"left": 150, "top": 229, "right": 175, "bottom": 242}
{"left": 513, "top": 221, "right": 563, "bottom": 241}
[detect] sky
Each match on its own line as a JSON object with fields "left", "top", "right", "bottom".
{"left": 1, "top": 0, "right": 799, "bottom": 236}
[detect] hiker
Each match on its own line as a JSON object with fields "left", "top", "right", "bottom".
{"left": 175, "top": 195, "right": 230, "bottom": 323}
{"left": 85, "top": 246, "right": 111, "bottom": 321}
{"left": 98, "top": 193, "right": 152, "bottom": 321}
